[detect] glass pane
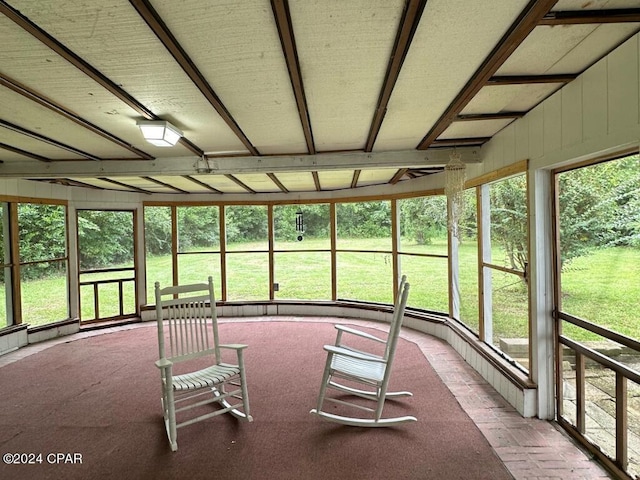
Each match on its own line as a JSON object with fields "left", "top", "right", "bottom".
{"left": 489, "top": 174, "right": 528, "bottom": 271}
{"left": 274, "top": 204, "right": 330, "bottom": 250}
{"left": 177, "top": 205, "right": 219, "bottom": 252}
{"left": 78, "top": 210, "right": 133, "bottom": 271}
{"left": 458, "top": 188, "right": 479, "bottom": 333}
{"left": 226, "top": 253, "right": 268, "bottom": 300}
{"left": 557, "top": 155, "right": 640, "bottom": 338}
{"left": 274, "top": 252, "right": 331, "bottom": 300}
{"left": 399, "top": 196, "right": 448, "bottom": 255}
{"left": 336, "top": 252, "right": 393, "bottom": 304}
{"left": 225, "top": 205, "right": 268, "bottom": 251}
{"left": 336, "top": 201, "right": 391, "bottom": 250}
{"left": 19, "top": 204, "right": 66, "bottom": 263}
{"left": 399, "top": 254, "right": 448, "bottom": 313}
{"left": 21, "top": 261, "right": 68, "bottom": 326}
{"left": 177, "top": 253, "right": 222, "bottom": 300}
{"left": 490, "top": 269, "right": 529, "bottom": 371}
{"left": 145, "top": 206, "right": 172, "bottom": 304}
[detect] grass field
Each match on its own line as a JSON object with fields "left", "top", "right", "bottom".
{"left": 2, "top": 239, "right": 638, "bottom": 346}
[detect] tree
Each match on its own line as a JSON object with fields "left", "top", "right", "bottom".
{"left": 145, "top": 206, "right": 171, "bottom": 255}
{"left": 177, "top": 206, "right": 219, "bottom": 252}
{"left": 558, "top": 155, "right": 640, "bottom": 267}
{"left": 78, "top": 210, "right": 133, "bottom": 269}
{"left": 490, "top": 175, "right": 528, "bottom": 273}
{"left": 337, "top": 201, "right": 391, "bottom": 238}
{"left": 18, "top": 203, "right": 67, "bottom": 279}
{"left": 225, "top": 205, "right": 267, "bottom": 243}
{"left": 400, "top": 196, "right": 447, "bottom": 244}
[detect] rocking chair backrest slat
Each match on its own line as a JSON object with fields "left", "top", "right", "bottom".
{"left": 383, "top": 278, "right": 410, "bottom": 372}
{"left": 155, "top": 277, "right": 219, "bottom": 363}
{"left": 383, "top": 275, "right": 408, "bottom": 362}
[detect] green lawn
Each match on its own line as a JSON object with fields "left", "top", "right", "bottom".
{"left": 2, "top": 240, "right": 638, "bottom": 347}
{"left": 560, "top": 247, "right": 640, "bottom": 340}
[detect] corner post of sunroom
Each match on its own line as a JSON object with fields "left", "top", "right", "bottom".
{"left": 529, "top": 167, "right": 556, "bottom": 420}
{"left": 67, "top": 203, "right": 80, "bottom": 321}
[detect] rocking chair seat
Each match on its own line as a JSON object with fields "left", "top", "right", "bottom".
{"left": 327, "top": 346, "right": 386, "bottom": 381}
{"left": 154, "top": 277, "right": 252, "bottom": 451}
{"left": 169, "top": 363, "right": 241, "bottom": 391}
{"left": 310, "top": 275, "right": 414, "bottom": 427}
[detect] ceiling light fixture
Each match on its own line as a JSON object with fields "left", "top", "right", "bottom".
{"left": 137, "top": 120, "right": 183, "bottom": 147}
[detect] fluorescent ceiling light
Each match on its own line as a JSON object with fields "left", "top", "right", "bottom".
{"left": 137, "top": 120, "right": 183, "bottom": 147}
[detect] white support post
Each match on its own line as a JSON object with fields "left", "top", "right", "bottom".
{"left": 479, "top": 184, "right": 493, "bottom": 343}
{"left": 529, "top": 169, "right": 556, "bottom": 419}
{"left": 67, "top": 205, "right": 80, "bottom": 320}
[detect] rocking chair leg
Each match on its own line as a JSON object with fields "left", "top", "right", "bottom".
{"left": 164, "top": 372, "right": 178, "bottom": 451}
{"left": 374, "top": 385, "right": 388, "bottom": 421}
{"left": 314, "top": 353, "right": 334, "bottom": 412}
{"left": 155, "top": 278, "right": 253, "bottom": 451}
{"left": 239, "top": 365, "right": 252, "bottom": 420}
{"left": 310, "top": 279, "right": 415, "bottom": 427}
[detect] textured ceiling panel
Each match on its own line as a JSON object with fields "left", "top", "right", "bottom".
{"left": 0, "top": 87, "right": 135, "bottom": 159}
{"left": 190, "top": 174, "right": 249, "bottom": 194}
{"left": 438, "top": 119, "right": 515, "bottom": 140}
{"left": 115, "top": 176, "right": 176, "bottom": 193}
{"left": 7, "top": 0, "right": 247, "bottom": 156}
{"left": 68, "top": 178, "right": 132, "bottom": 191}
{"left": 0, "top": 127, "right": 86, "bottom": 161}
{"left": 553, "top": 0, "right": 640, "bottom": 10}
{"left": 152, "top": 0, "right": 307, "bottom": 155}
{"left": 0, "top": 148, "right": 34, "bottom": 162}
{"left": 1, "top": 1, "right": 637, "bottom": 194}
{"left": 275, "top": 172, "right": 318, "bottom": 192}
{"left": 374, "top": 0, "right": 530, "bottom": 151}
{"left": 317, "top": 170, "right": 353, "bottom": 190}
{"left": 498, "top": 24, "right": 612, "bottom": 75}
{"left": 148, "top": 176, "right": 213, "bottom": 194}
{"left": 234, "top": 173, "right": 283, "bottom": 193}
{"left": 545, "top": 23, "right": 640, "bottom": 75}
{"left": 356, "top": 169, "right": 396, "bottom": 187}
{"left": 461, "top": 84, "right": 563, "bottom": 114}
{"left": 289, "top": 0, "right": 404, "bottom": 151}
{"left": 0, "top": 14, "right": 161, "bottom": 158}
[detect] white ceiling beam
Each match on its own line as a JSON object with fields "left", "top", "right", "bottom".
{"left": 1, "top": 148, "right": 480, "bottom": 179}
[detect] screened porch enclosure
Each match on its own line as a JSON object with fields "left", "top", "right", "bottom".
{"left": 1, "top": 2, "right": 640, "bottom": 478}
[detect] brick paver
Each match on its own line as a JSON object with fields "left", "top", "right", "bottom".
{"left": 0, "top": 316, "right": 616, "bottom": 479}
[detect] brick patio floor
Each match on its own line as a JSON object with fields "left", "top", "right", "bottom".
{"left": 0, "top": 317, "right": 616, "bottom": 480}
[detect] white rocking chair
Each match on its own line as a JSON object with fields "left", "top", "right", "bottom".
{"left": 155, "top": 277, "right": 252, "bottom": 451}
{"left": 310, "top": 276, "right": 416, "bottom": 427}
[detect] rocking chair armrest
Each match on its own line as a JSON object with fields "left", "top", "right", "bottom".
{"left": 323, "top": 345, "right": 386, "bottom": 363}
{"left": 334, "top": 324, "right": 386, "bottom": 344}
{"left": 155, "top": 358, "right": 173, "bottom": 369}
{"left": 219, "top": 343, "right": 249, "bottom": 351}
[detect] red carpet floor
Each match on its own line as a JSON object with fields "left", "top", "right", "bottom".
{"left": 0, "top": 321, "right": 513, "bottom": 480}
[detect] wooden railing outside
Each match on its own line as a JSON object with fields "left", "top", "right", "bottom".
{"left": 79, "top": 267, "right": 137, "bottom": 322}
